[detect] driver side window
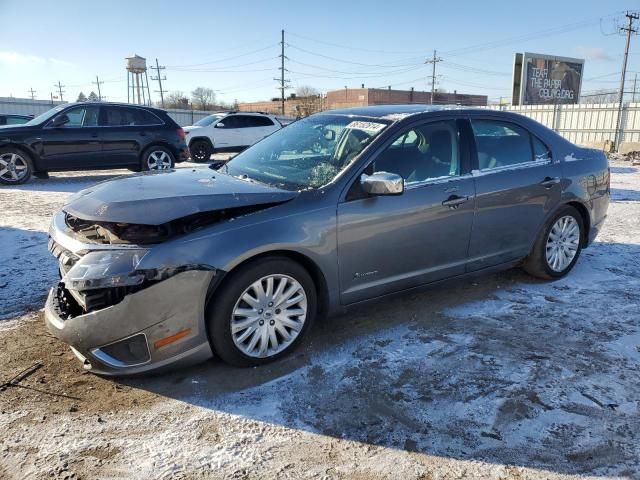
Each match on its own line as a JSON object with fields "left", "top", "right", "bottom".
{"left": 373, "top": 120, "right": 460, "bottom": 185}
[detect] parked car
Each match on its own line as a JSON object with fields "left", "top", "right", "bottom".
{"left": 45, "top": 105, "right": 610, "bottom": 375}
{"left": 0, "top": 102, "right": 189, "bottom": 185}
{"left": 184, "top": 111, "right": 282, "bottom": 161}
{"left": 0, "top": 113, "right": 33, "bottom": 126}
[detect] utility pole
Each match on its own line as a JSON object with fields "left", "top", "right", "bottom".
{"left": 425, "top": 50, "right": 442, "bottom": 105}
{"left": 93, "top": 76, "right": 104, "bottom": 101}
{"left": 28, "top": 88, "right": 36, "bottom": 100}
{"left": 150, "top": 58, "right": 167, "bottom": 107}
{"left": 274, "top": 29, "right": 289, "bottom": 115}
{"left": 614, "top": 11, "right": 639, "bottom": 150}
{"left": 55, "top": 81, "right": 65, "bottom": 102}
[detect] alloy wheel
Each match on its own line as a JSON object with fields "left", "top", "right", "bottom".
{"left": 146, "top": 150, "right": 172, "bottom": 170}
{"left": 231, "top": 274, "right": 308, "bottom": 358}
{"left": 0, "top": 153, "right": 29, "bottom": 183}
{"left": 545, "top": 215, "right": 580, "bottom": 272}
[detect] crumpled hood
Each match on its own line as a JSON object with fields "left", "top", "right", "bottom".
{"left": 63, "top": 168, "right": 298, "bottom": 225}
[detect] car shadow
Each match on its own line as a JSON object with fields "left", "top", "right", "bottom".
{"left": 610, "top": 166, "right": 637, "bottom": 174}
{"left": 611, "top": 188, "right": 640, "bottom": 202}
{"left": 2, "top": 172, "right": 127, "bottom": 193}
{"left": 124, "top": 240, "right": 640, "bottom": 476}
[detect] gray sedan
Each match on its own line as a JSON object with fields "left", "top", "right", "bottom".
{"left": 45, "top": 105, "right": 610, "bottom": 375}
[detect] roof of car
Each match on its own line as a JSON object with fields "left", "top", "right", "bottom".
{"left": 63, "top": 102, "right": 166, "bottom": 113}
{"left": 321, "top": 104, "right": 484, "bottom": 119}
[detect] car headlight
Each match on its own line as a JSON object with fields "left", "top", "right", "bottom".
{"left": 62, "top": 250, "right": 149, "bottom": 291}
{"left": 61, "top": 250, "right": 216, "bottom": 292}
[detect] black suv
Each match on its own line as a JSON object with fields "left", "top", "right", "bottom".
{"left": 0, "top": 102, "right": 189, "bottom": 185}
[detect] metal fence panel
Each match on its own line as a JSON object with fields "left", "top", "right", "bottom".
{"left": 487, "top": 102, "right": 640, "bottom": 146}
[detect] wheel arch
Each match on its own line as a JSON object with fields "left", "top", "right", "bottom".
{"left": 0, "top": 142, "right": 40, "bottom": 170}
{"left": 188, "top": 136, "right": 214, "bottom": 150}
{"left": 206, "top": 249, "right": 330, "bottom": 321}
{"left": 562, "top": 200, "right": 591, "bottom": 247}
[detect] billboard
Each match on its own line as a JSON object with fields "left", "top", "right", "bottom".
{"left": 512, "top": 52, "right": 584, "bottom": 105}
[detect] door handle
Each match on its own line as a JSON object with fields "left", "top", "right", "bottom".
{"left": 442, "top": 195, "right": 469, "bottom": 208}
{"left": 90, "top": 133, "right": 99, "bottom": 138}
{"left": 540, "top": 176, "right": 560, "bottom": 188}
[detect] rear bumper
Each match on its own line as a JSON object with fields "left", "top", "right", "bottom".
{"left": 175, "top": 145, "right": 190, "bottom": 163}
{"left": 44, "top": 270, "right": 215, "bottom": 376}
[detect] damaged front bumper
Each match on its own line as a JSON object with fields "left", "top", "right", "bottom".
{"left": 45, "top": 211, "right": 218, "bottom": 376}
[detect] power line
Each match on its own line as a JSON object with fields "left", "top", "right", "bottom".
{"left": 165, "top": 43, "right": 279, "bottom": 69}
{"left": 286, "top": 31, "right": 427, "bottom": 55}
{"left": 150, "top": 58, "right": 167, "bottom": 107}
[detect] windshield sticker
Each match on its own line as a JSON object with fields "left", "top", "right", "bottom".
{"left": 345, "top": 121, "right": 386, "bottom": 133}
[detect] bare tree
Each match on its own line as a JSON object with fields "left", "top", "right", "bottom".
{"left": 580, "top": 89, "right": 619, "bottom": 104}
{"left": 165, "top": 90, "right": 189, "bottom": 109}
{"left": 295, "top": 85, "right": 319, "bottom": 98}
{"left": 191, "top": 87, "right": 216, "bottom": 110}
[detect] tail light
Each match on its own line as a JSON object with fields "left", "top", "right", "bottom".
{"left": 176, "top": 128, "right": 186, "bottom": 141}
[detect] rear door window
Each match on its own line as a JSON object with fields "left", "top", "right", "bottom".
{"left": 471, "top": 119, "right": 537, "bottom": 170}
{"left": 104, "top": 107, "right": 162, "bottom": 126}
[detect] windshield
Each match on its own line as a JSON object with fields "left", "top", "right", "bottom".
{"left": 194, "top": 114, "right": 225, "bottom": 127}
{"left": 23, "top": 105, "right": 67, "bottom": 126}
{"left": 224, "top": 114, "right": 390, "bottom": 191}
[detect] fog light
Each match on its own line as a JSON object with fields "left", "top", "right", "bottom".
{"left": 91, "top": 334, "right": 150, "bottom": 367}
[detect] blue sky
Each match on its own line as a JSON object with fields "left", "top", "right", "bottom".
{"left": 0, "top": 0, "right": 638, "bottom": 104}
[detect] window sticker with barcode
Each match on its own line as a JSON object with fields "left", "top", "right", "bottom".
{"left": 346, "top": 121, "right": 386, "bottom": 132}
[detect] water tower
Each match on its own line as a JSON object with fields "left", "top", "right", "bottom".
{"left": 126, "top": 54, "right": 152, "bottom": 105}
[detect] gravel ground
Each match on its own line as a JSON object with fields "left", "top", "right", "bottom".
{"left": 0, "top": 158, "right": 639, "bottom": 479}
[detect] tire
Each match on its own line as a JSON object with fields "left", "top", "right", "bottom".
{"left": 207, "top": 257, "right": 317, "bottom": 367}
{"left": 523, "top": 205, "right": 584, "bottom": 280}
{"left": 190, "top": 140, "right": 213, "bottom": 162}
{"left": 142, "top": 146, "right": 175, "bottom": 171}
{"left": 0, "top": 147, "right": 33, "bottom": 185}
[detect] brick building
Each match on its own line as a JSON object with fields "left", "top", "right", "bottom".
{"left": 238, "top": 95, "right": 325, "bottom": 117}
{"left": 238, "top": 87, "right": 487, "bottom": 118}
{"left": 325, "top": 87, "right": 487, "bottom": 109}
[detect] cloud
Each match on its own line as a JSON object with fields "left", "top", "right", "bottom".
{"left": 0, "top": 51, "right": 72, "bottom": 66}
{"left": 575, "top": 47, "right": 613, "bottom": 62}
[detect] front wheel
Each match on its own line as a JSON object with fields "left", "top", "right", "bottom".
{"left": 524, "top": 205, "right": 584, "bottom": 279}
{"left": 207, "top": 257, "right": 317, "bottom": 367}
{"left": 0, "top": 148, "right": 33, "bottom": 185}
{"left": 142, "top": 146, "right": 174, "bottom": 171}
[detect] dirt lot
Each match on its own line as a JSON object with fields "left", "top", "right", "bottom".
{"left": 0, "top": 159, "right": 639, "bottom": 479}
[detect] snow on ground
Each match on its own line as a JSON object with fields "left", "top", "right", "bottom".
{"left": 0, "top": 159, "right": 639, "bottom": 479}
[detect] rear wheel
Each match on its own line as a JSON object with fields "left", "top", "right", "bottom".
{"left": 207, "top": 257, "right": 317, "bottom": 367}
{"left": 190, "top": 140, "right": 213, "bottom": 162}
{"left": 142, "top": 146, "right": 174, "bottom": 171}
{"left": 0, "top": 148, "right": 33, "bottom": 185}
{"left": 524, "top": 205, "right": 584, "bottom": 279}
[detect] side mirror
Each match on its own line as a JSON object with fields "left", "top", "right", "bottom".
{"left": 51, "top": 114, "right": 70, "bottom": 128}
{"left": 361, "top": 171, "right": 404, "bottom": 196}
{"left": 323, "top": 129, "right": 336, "bottom": 141}
{"left": 215, "top": 122, "right": 225, "bottom": 128}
